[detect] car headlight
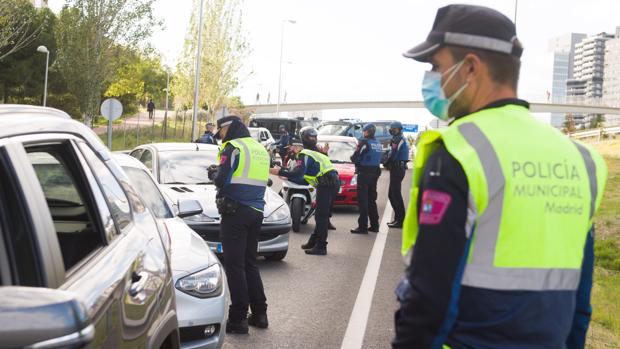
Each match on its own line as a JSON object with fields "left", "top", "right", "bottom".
{"left": 350, "top": 174, "right": 357, "bottom": 186}
{"left": 263, "top": 204, "right": 290, "bottom": 223}
{"left": 183, "top": 213, "right": 216, "bottom": 223}
{"left": 175, "top": 264, "right": 223, "bottom": 298}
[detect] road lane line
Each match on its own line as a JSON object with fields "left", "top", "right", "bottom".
{"left": 340, "top": 203, "right": 394, "bottom": 349}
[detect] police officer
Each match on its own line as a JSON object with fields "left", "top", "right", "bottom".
{"left": 208, "top": 116, "right": 270, "bottom": 334}
{"left": 383, "top": 121, "right": 409, "bottom": 228}
{"left": 196, "top": 122, "right": 217, "bottom": 144}
{"left": 393, "top": 5, "right": 607, "bottom": 349}
{"left": 350, "top": 124, "right": 382, "bottom": 234}
{"left": 276, "top": 124, "right": 291, "bottom": 162}
{"left": 270, "top": 127, "right": 339, "bottom": 255}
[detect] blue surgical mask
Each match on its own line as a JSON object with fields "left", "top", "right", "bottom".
{"left": 422, "top": 60, "right": 469, "bottom": 120}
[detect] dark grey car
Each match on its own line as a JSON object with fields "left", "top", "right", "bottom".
{"left": 0, "top": 105, "right": 180, "bottom": 348}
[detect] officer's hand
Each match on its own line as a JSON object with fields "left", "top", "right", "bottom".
{"left": 269, "top": 166, "right": 281, "bottom": 175}
{"left": 207, "top": 164, "right": 220, "bottom": 180}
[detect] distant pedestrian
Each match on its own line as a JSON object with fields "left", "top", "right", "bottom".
{"left": 147, "top": 99, "right": 155, "bottom": 119}
{"left": 196, "top": 122, "right": 217, "bottom": 144}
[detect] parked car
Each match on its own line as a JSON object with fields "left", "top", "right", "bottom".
{"left": 317, "top": 120, "right": 395, "bottom": 149}
{"left": 115, "top": 154, "right": 228, "bottom": 349}
{"left": 317, "top": 135, "right": 359, "bottom": 207}
{"left": 249, "top": 127, "right": 277, "bottom": 162}
{"left": 129, "top": 143, "right": 291, "bottom": 261}
{"left": 0, "top": 105, "right": 180, "bottom": 348}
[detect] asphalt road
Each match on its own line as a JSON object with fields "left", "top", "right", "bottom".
{"left": 221, "top": 168, "right": 412, "bottom": 349}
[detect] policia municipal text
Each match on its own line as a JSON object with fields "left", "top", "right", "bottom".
{"left": 394, "top": 4, "right": 608, "bottom": 349}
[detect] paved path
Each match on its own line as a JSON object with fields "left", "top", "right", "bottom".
{"left": 92, "top": 109, "right": 168, "bottom": 135}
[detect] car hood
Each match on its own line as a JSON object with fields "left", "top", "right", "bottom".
{"left": 161, "top": 184, "right": 286, "bottom": 218}
{"left": 333, "top": 163, "right": 355, "bottom": 178}
{"left": 165, "top": 217, "right": 216, "bottom": 276}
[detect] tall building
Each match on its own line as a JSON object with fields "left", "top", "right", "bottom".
{"left": 566, "top": 32, "right": 615, "bottom": 126}
{"left": 603, "top": 27, "right": 620, "bottom": 126}
{"left": 548, "top": 33, "right": 586, "bottom": 127}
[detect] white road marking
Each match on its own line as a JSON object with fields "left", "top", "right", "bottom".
{"left": 340, "top": 203, "right": 394, "bottom": 349}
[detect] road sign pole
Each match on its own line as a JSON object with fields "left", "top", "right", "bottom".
{"left": 108, "top": 117, "right": 113, "bottom": 150}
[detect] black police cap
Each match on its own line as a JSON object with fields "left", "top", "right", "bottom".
{"left": 403, "top": 4, "right": 523, "bottom": 62}
{"left": 214, "top": 115, "right": 242, "bottom": 139}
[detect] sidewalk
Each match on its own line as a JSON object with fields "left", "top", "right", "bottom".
{"left": 92, "top": 109, "right": 168, "bottom": 135}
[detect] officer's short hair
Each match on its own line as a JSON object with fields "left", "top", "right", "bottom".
{"left": 447, "top": 42, "right": 522, "bottom": 91}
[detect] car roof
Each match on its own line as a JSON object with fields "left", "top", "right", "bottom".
{"left": 112, "top": 152, "right": 150, "bottom": 170}
{"left": 317, "top": 135, "right": 358, "bottom": 143}
{"left": 137, "top": 142, "right": 219, "bottom": 152}
{"left": 0, "top": 105, "right": 108, "bottom": 156}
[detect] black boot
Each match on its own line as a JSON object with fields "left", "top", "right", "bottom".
{"left": 305, "top": 242, "right": 327, "bottom": 255}
{"left": 368, "top": 226, "right": 380, "bottom": 233}
{"left": 226, "top": 319, "right": 249, "bottom": 334}
{"left": 387, "top": 221, "right": 403, "bottom": 228}
{"left": 248, "top": 313, "right": 269, "bottom": 329}
{"left": 350, "top": 227, "right": 368, "bottom": 234}
{"left": 301, "top": 235, "right": 317, "bottom": 250}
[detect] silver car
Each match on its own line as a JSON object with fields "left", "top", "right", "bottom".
{"left": 129, "top": 143, "right": 291, "bottom": 261}
{"left": 115, "top": 154, "right": 228, "bottom": 349}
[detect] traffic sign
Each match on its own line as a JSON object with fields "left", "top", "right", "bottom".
{"left": 403, "top": 124, "right": 418, "bottom": 133}
{"left": 100, "top": 98, "right": 123, "bottom": 121}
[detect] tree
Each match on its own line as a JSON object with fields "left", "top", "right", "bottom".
{"left": 55, "top": 0, "right": 160, "bottom": 125}
{"left": 173, "top": 0, "right": 249, "bottom": 124}
{"left": 0, "top": 0, "right": 49, "bottom": 61}
{"left": 589, "top": 114, "right": 605, "bottom": 129}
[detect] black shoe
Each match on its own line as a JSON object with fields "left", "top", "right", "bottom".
{"left": 387, "top": 221, "right": 403, "bottom": 228}
{"left": 328, "top": 222, "right": 336, "bottom": 230}
{"left": 369, "top": 226, "right": 380, "bottom": 233}
{"left": 301, "top": 235, "right": 317, "bottom": 250}
{"left": 387, "top": 220, "right": 398, "bottom": 225}
{"left": 248, "top": 313, "right": 269, "bottom": 329}
{"left": 226, "top": 319, "right": 249, "bottom": 334}
{"left": 305, "top": 244, "right": 327, "bottom": 255}
{"left": 350, "top": 227, "right": 368, "bottom": 234}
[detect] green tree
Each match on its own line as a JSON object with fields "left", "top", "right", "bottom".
{"left": 0, "top": 0, "right": 49, "bottom": 61}
{"left": 590, "top": 114, "right": 605, "bottom": 129}
{"left": 55, "top": 0, "right": 160, "bottom": 125}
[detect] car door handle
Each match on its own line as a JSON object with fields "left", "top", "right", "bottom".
{"left": 129, "top": 271, "right": 149, "bottom": 298}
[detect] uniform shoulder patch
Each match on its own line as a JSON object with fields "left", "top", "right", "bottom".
{"left": 219, "top": 155, "right": 228, "bottom": 165}
{"left": 419, "top": 189, "right": 452, "bottom": 225}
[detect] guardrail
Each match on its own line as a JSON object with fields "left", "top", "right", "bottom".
{"left": 568, "top": 126, "right": 620, "bottom": 139}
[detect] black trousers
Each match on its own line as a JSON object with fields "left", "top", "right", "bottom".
{"left": 388, "top": 166, "right": 406, "bottom": 223}
{"left": 357, "top": 169, "right": 380, "bottom": 229}
{"left": 220, "top": 205, "right": 267, "bottom": 321}
{"left": 313, "top": 182, "right": 338, "bottom": 244}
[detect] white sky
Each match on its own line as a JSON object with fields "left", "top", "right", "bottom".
{"left": 48, "top": 0, "right": 620, "bottom": 126}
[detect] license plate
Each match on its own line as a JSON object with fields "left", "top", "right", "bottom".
{"left": 216, "top": 243, "right": 223, "bottom": 253}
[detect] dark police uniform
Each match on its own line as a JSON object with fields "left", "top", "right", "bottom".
{"left": 351, "top": 136, "right": 382, "bottom": 232}
{"left": 385, "top": 133, "right": 409, "bottom": 226}
{"left": 276, "top": 131, "right": 291, "bottom": 159}
{"left": 211, "top": 118, "right": 269, "bottom": 330}
{"left": 196, "top": 130, "right": 216, "bottom": 144}
{"left": 278, "top": 147, "right": 339, "bottom": 254}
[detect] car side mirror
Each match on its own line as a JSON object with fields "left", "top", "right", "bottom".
{"left": 177, "top": 199, "right": 203, "bottom": 218}
{"left": 267, "top": 178, "right": 273, "bottom": 187}
{"left": 0, "top": 286, "right": 94, "bottom": 348}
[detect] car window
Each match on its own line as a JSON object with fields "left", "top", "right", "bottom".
{"left": 317, "top": 123, "right": 350, "bottom": 135}
{"left": 159, "top": 150, "right": 218, "bottom": 184}
{"left": 123, "top": 167, "right": 173, "bottom": 219}
{"left": 375, "top": 125, "right": 388, "bottom": 138}
{"left": 130, "top": 149, "right": 144, "bottom": 159}
{"left": 351, "top": 124, "right": 363, "bottom": 138}
{"left": 77, "top": 143, "right": 132, "bottom": 232}
{"left": 140, "top": 150, "right": 153, "bottom": 169}
{"left": 317, "top": 141, "right": 356, "bottom": 163}
{"left": 0, "top": 150, "right": 41, "bottom": 286}
{"left": 26, "top": 144, "right": 104, "bottom": 272}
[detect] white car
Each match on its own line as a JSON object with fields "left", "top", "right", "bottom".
{"left": 114, "top": 154, "right": 228, "bottom": 349}
{"left": 129, "top": 143, "right": 291, "bottom": 261}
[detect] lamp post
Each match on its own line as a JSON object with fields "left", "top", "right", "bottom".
{"left": 37, "top": 45, "right": 49, "bottom": 107}
{"left": 191, "top": 0, "right": 205, "bottom": 142}
{"left": 163, "top": 68, "right": 170, "bottom": 139}
{"left": 276, "top": 19, "right": 296, "bottom": 117}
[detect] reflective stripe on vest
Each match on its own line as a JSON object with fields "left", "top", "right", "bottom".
{"left": 300, "top": 149, "right": 335, "bottom": 186}
{"left": 402, "top": 104, "right": 607, "bottom": 291}
{"left": 218, "top": 137, "right": 270, "bottom": 187}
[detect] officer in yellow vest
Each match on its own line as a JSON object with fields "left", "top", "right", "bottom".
{"left": 393, "top": 5, "right": 607, "bottom": 349}
{"left": 209, "top": 116, "right": 270, "bottom": 334}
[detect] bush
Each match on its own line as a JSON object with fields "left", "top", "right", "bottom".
{"left": 595, "top": 239, "right": 620, "bottom": 271}
{"left": 46, "top": 93, "right": 81, "bottom": 119}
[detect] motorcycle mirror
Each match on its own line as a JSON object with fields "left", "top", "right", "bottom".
{"left": 267, "top": 178, "right": 273, "bottom": 187}
{"left": 275, "top": 161, "right": 282, "bottom": 167}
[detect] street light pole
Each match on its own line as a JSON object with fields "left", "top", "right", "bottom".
{"left": 37, "top": 45, "right": 49, "bottom": 107}
{"left": 163, "top": 69, "right": 170, "bottom": 139}
{"left": 276, "top": 19, "right": 296, "bottom": 118}
{"left": 514, "top": 0, "right": 518, "bottom": 26}
{"left": 191, "top": 0, "right": 205, "bottom": 142}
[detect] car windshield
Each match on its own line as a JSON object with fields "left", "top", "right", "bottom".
{"left": 159, "top": 150, "right": 218, "bottom": 185}
{"left": 317, "top": 123, "right": 349, "bottom": 135}
{"left": 318, "top": 141, "right": 356, "bottom": 163}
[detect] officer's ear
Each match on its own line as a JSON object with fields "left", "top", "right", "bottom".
{"left": 463, "top": 53, "right": 483, "bottom": 83}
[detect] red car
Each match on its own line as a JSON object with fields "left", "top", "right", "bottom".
{"left": 317, "top": 135, "right": 359, "bottom": 206}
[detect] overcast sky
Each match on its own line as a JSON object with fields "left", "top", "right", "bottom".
{"left": 48, "top": 0, "right": 620, "bottom": 125}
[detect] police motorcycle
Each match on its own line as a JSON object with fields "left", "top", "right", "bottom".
{"left": 276, "top": 157, "right": 317, "bottom": 232}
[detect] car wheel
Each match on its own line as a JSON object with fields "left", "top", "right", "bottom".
{"left": 291, "top": 197, "right": 303, "bottom": 232}
{"left": 265, "top": 250, "right": 287, "bottom": 261}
